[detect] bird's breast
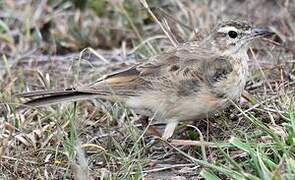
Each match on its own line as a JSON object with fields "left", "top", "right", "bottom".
{"left": 218, "top": 54, "right": 249, "bottom": 101}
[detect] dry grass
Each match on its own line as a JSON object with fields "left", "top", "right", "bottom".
{"left": 0, "top": 0, "right": 295, "bottom": 179}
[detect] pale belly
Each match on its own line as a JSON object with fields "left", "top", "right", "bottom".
{"left": 126, "top": 88, "right": 229, "bottom": 122}
{"left": 125, "top": 74, "right": 246, "bottom": 123}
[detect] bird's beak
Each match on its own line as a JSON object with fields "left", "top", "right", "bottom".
{"left": 251, "top": 28, "right": 274, "bottom": 37}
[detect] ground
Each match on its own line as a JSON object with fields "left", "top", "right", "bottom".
{"left": 0, "top": 0, "right": 294, "bottom": 179}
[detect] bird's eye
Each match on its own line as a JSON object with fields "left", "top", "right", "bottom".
{"left": 228, "top": 31, "right": 238, "bottom": 38}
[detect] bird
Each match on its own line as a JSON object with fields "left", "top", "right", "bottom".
{"left": 18, "top": 20, "right": 273, "bottom": 140}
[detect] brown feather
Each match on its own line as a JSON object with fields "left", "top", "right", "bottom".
{"left": 17, "top": 20, "right": 270, "bottom": 140}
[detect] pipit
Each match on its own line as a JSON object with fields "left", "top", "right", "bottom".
{"left": 19, "top": 20, "right": 273, "bottom": 140}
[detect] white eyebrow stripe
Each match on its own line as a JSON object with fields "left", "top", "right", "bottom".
{"left": 217, "top": 26, "right": 238, "bottom": 33}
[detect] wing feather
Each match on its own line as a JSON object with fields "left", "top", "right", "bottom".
{"left": 19, "top": 45, "right": 233, "bottom": 107}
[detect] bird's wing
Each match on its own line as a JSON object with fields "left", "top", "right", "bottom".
{"left": 84, "top": 46, "right": 233, "bottom": 96}
{"left": 19, "top": 45, "right": 234, "bottom": 107}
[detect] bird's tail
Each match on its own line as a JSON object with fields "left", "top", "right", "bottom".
{"left": 17, "top": 89, "right": 107, "bottom": 107}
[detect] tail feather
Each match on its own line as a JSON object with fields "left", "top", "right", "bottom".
{"left": 18, "top": 87, "right": 133, "bottom": 108}
{"left": 17, "top": 89, "right": 78, "bottom": 98}
{"left": 21, "top": 91, "right": 99, "bottom": 107}
{"left": 17, "top": 88, "right": 105, "bottom": 107}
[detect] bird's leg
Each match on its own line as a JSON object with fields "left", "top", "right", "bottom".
{"left": 162, "top": 121, "right": 213, "bottom": 147}
{"left": 162, "top": 119, "right": 179, "bottom": 140}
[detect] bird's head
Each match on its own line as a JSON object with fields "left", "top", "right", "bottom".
{"left": 208, "top": 20, "right": 273, "bottom": 55}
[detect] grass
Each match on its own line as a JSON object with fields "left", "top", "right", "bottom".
{"left": 0, "top": 0, "right": 295, "bottom": 179}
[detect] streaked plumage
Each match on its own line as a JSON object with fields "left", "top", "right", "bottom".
{"left": 18, "top": 20, "right": 273, "bottom": 139}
